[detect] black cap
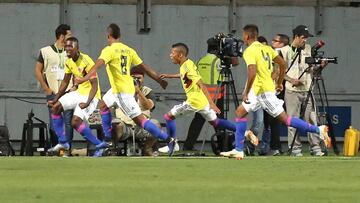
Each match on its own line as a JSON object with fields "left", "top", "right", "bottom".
{"left": 292, "top": 25, "right": 313, "bottom": 37}
{"left": 207, "top": 37, "right": 218, "bottom": 45}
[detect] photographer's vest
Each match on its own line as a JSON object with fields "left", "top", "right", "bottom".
{"left": 281, "top": 44, "right": 312, "bottom": 92}
{"left": 40, "top": 45, "right": 72, "bottom": 93}
{"left": 197, "top": 53, "right": 224, "bottom": 100}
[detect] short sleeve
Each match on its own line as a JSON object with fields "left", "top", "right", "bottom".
{"left": 98, "top": 46, "right": 112, "bottom": 64}
{"left": 243, "top": 48, "right": 256, "bottom": 67}
{"left": 84, "top": 55, "right": 95, "bottom": 73}
{"left": 64, "top": 61, "right": 72, "bottom": 74}
{"left": 270, "top": 47, "right": 279, "bottom": 60}
{"left": 84, "top": 55, "right": 96, "bottom": 79}
{"left": 130, "top": 48, "right": 143, "bottom": 66}
{"left": 37, "top": 50, "right": 44, "bottom": 64}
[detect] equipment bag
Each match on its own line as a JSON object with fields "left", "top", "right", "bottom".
{"left": 211, "top": 131, "right": 234, "bottom": 155}
{"left": 0, "top": 126, "right": 15, "bottom": 156}
{"left": 343, "top": 126, "right": 360, "bottom": 156}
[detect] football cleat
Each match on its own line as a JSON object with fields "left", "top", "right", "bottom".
{"left": 318, "top": 125, "right": 332, "bottom": 148}
{"left": 245, "top": 130, "right": 259, "bottom": 146}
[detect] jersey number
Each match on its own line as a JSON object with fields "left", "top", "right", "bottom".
{"left": 261, "top": 50, "right": 271, "bottom": 70}
{"left": 120, "top": 55, "right": 128, "bottom": 75}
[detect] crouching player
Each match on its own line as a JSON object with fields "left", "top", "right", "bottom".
{"left": 48, "top": 37, "right": 108, "bottom": 157}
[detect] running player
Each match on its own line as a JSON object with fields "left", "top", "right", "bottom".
{"left": 75, "top": 23, "right": 169, "bottom": 148}
{"left": 160, "top": 43, "right": 237, "bottom": 156}
{"left": 220, "top": 24, "right": 330, "bottom": 160}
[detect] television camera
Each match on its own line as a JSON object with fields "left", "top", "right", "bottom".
{"left": 305, "top": 40, "right": 338, "bottom": 65}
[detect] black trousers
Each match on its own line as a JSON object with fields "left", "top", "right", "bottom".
{"left": 183, "top": 98, "right": 224, "bottom": 151}
{"left": 266, "top": 89, "right": 286, "bottom": 151}
{"left": 263, "top": 111, "right": 281, "bottom": 150}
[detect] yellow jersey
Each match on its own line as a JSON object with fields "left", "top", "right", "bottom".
{"left": 180, "top": 59, "right": 209, "bottom": 110}
{"left": 98, "top": 42, "right": 143, "bottom": 94}
{"left": 65, "top": 52, "right": 101, "bottom": 99}
{"left": 243, "top": 41, "right": 278, "bottom": 95}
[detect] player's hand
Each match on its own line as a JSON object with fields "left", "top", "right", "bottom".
{"left": 159, "top": 79, "right": 168, "bottom": 89}
{"left": 47, "top": 100, "right": 56, "bottom": 107}
{"left": 79, "top": 102, "right": 89, "bottom": 109}
{"left": 159, "top": 74, "right": 168, "bottom": 79}
{"left": 70, "top": 85, "right": 78, "bottom": 92}
{"left": 242, "top": 91, "right": 250, "bottom": 104}
{"left": 74, "top": 76, "right": 86, "bottom": 85}
{"left": 210, "top": 103, "right": 221, "bottom": 114}
{"left": 275, "top": 83, "right": 283, "bottom": 92}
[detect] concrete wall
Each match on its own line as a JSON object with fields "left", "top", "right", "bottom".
{"left": 0, "top": 3, "right": 359, "bottom": 143}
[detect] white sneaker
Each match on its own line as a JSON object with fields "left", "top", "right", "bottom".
{"left": 48, "top": 143, "right": 70, "bottom": 153}
{"left": 220, "top": 149, "right": 244, "bottom": 160}
{"left": 158, "top": 141, "right": 179, "bottom": 153}
{"left": 245, "top": 130, "right": 259, "bottom": 146}
{"left": 318, "top": 125, "right": 331, "bottom": 148}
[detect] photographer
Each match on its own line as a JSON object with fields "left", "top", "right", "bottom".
{"left": 112, "top": 68, "right": 159, "bottom": 156}
{"left": 281, "top": 25, "right": 327, "bottom": 156}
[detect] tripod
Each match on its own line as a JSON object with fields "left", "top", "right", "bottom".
{"left": 214, "top": 61, "right": 240, "bottom": 118}
{"left": 288, "top": 65, "right": 339, "bottom": 155}
{"left": 204, "top": 58, "right": 240, "bottom": 155}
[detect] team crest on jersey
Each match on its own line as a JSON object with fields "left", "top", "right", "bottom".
{"left": 182, "top": 73, "right": 192, "bottom": 88}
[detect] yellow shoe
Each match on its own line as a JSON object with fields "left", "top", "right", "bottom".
{"left": 245, "top": 130, "right": 259, "bottom": 146}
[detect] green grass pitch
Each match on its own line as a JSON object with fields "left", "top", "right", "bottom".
{"left": 0, "top": 156, "right": 360, "bottom": 203}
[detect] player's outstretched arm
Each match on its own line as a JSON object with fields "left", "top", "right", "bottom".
{"left": 48, "top": 73, "right": 72, "bottom": 107}
{"left": 159, "top": 73, "right": 181, "bottom": 79}
{"left": 75, "top": 59, "right": 105, "bottom": 85}
{"left": 136, "top": 63, "right": 168, "bottom": 89}
{"left": 79, "top": 77, "right": 98, "bottom": 109}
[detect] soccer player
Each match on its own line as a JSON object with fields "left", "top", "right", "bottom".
{"left": 220, "top": 24, "right": 330, "bottom": 160}
{"left": 47, "top": 37, "right": 108, "bottom": 157}
{"left": 160, "top": 43, "right": 237, "bottom": 156}
{"left": 75, "top": 23, "right": 169, "bottom": 147}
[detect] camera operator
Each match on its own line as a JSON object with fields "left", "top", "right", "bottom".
{"left": 281, "top": 25, "right": 327, "bottom": 156}
{"left": 112, "top": 68, "right": 159, "bottom": 156}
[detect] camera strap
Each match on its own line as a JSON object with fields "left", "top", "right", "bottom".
{"left": 285, "top": 49, "right": 301, "bottom": 74}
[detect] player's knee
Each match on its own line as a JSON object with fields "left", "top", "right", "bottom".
{"left": 71, "top": 116, "right": 82, "bottom": 128}
{"left": 276, "top": 112, "right": 288, "bottom": 125}
{"left": 208, "top": 120, "right": 217, "bottom": 126}
{"left": 99, "top": 100, "right": 108, "bottom": 111}
{"left": 163, "top": 112, "right": 174, "bottom": 121}
{"left": 235, "top": 106, "right": 247, "bottom": 118}
{"left": 51, "top": 102, "right": 63, "bottom": 114}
